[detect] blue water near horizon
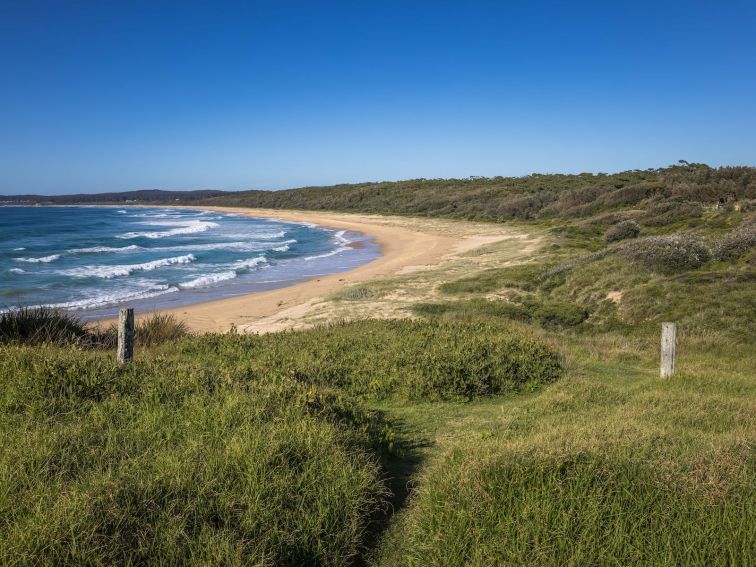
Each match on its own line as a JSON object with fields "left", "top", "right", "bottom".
{"left": 0, "top": 206, "right": 380, "bottom": 319}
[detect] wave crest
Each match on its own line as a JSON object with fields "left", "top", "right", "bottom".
{"left": 15, "top": 254, "right": 62, "bottom": 263}
{"left": 59, "top": 254, "right": 197, "bottom": 279}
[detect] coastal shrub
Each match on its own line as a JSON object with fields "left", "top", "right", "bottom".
{"left": 0, "top": 344, "right": 390, "bottom": 565}
{"left": 170, "top": 319, "right": 563, "bottom": 401}
{"left": 520, "top": 296, "right": 589, "bottom": 328}
{"left": 714, "top": 221, "right": 756, "bottom": 261}
{"left": 618, "top": 234, "right": 712, "bottom": 274}
{"left": 605, "top": 220, "right": 641, "bottom": 242}
{"left": 0, "top": 307, "right": 89, "bottom": 345}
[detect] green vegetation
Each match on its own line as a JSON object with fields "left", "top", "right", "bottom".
{"left": 0, "top": 306, "right": 89, "bottom": 345}
{"left": 438, "top": 263, "right": 546, "bottom": 294}
{"left": 618, "top": 234, "right": 713, "bottom": 274}
{"left": 194, "top": 163, "right": 755, "bottom": 226}
{"left": 2, "top": 162, "right": 755, "bottom": 564}
{"left": 0, "top": 320, "right": 559, "bottom": 564}
{"left": 0, "top": 344, "right": 388, "bottom": 565}
{"left": 376, "top": 346, "right": 755, "bottom": 565}
{"left": 604, "top": 218, "right": 641, "bottom": 242}
{"left": 0, "top": 309, "right": 188, "bottom": 348}
{"left": 166, "top": 320, "right": 562, "bottom": 402}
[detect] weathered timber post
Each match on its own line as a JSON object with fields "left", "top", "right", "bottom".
{"left": 660, "top": 322, "right": 676, "bottom": 378}
{"left": 118, "top": 307, "right": 135, "bottom": 364}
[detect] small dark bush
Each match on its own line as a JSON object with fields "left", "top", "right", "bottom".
{"left": 619, "top": 234, "right": 712, "bottom": 274}
{"left": 520, "top": 297, "right": 589, "bottom": 328}
{"left": 605, "top": 220, "right": 641, "bottom": 243}
{"left": 714, "top": 221, "right": 756, "bottom": 261}
{"left": 0, "top": 307, "right": 89, "bottom": 345}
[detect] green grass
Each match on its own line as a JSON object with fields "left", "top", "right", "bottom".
{"left": 0, "top": 319, "right": 560, "bottom": 564}
{"left": 413, "top": 296, "right": 588, "bottom": 329}
{"left": 0, "top": 344, "right": 390, "bottom": 566}
{"left": 0, "top": 307, "right": 89, "bottom": 345}
{"left": 438, "top": 263, "right": 546, "bottom": 294}
{"left": 331, "top": 284, "right": 384, "bottom": 301}
{"left": 372, "top": 333, "right": 756, "bottom": 566}
{"left": 0, "top": 308, "right": 190, "bottom": 348}
{"left": 2, "top": 183, "right": 755, "bottom": 564}
{"left": 163, "top": 319, "right": 563, "bottom": 402}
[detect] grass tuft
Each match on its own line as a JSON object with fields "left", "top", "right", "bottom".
{"left": 0, "top": 307, "right": 89, "bottom": 345}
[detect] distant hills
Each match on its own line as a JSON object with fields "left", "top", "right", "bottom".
{"left": 0, "top": 189, "right": 228, "bottom": 205}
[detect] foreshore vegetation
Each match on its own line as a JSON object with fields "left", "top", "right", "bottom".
{"left": 1, "top": 162, "right": 754, "bottom": 565}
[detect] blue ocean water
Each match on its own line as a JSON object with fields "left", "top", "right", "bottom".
{"left": 0, "top": 206, "right": 379, "bottom": 319}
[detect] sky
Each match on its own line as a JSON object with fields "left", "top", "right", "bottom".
{"left": 1, "top": 0, "right": 755, "bottom": 195}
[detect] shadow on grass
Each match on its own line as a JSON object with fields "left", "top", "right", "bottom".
{"left": 360, "top": 413, "right": 432, "bottom": 565}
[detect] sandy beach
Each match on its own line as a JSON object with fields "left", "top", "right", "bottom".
{"left": 126, "top": 207, "right": 538, "bottom": 333}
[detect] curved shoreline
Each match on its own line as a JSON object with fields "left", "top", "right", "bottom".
{"left": 127, "top": 207, "right": 462, "bottom": 332}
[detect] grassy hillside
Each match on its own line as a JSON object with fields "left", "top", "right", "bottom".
{"left": 1, "top": 162, "right": 754, "bottom": 565}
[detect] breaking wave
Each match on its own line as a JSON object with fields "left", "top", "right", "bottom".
{"left": 15, "top": 254, "right": 62, "bottom": 263}
{"left": 59, "top": 254, "right": 197, "bottom": 279}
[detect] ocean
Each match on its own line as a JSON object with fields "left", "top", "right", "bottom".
{"left": 0, "top": 206, "right": 380, "bottom": 319}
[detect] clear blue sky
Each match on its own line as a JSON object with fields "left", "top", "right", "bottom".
{"left": 1, "top": 0, "right": 755, "bottom": 194}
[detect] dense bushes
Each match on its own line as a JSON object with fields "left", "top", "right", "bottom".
{"left": 171, "top": 319, "right": 563, "bottom": 401}
{"left": 190, "top": 164, "right": 755, "bottom": 224}
{"left": 715, "top": 221, "right": 756, "bottom": 261}
{"left": 619, "top": 235, "right": 712, "bottom": 274}
{"left": 605, "top": 220, "right": 641, "bottom": 242}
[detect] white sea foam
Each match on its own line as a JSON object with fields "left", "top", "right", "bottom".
{"left": 9, "top": 268, "right": 26, "bottom": 274}
{"left": 332, "top": 230, "right": 350, "bottom": 244}
{"left": 272, "top": 244, "right": 290, "bottom": 252}
{"left": 178, "top": 271, "right": 238, "bottom": 289}
{"left": 70, "top": 245, "right": 141, "bottom": 253}
{"left": 220, "top": 230, "right": 287, "bottom": 239}
{"left": 303, "top": 230, "right": 353, "bottom": 261}
{"left": 176, "top": 256, "right": 268, "bottom": 290}
{"left": 13, "top": 247, "right": 26, "bottom": 251}
{"left": 117, "top": 220, "right": 219, "bottom": 239}
{"left": 34, "top": 285, "right": 179, "bottom": 311}
{"left": 232, "top": 256, "right": 268, "bottom": 271}
{"left": 304, "top": 248, "right": 349, "bottom": 261}
{"left": 59, "top": 254, "right": 197, "bottom": 279}
{"left": 15, "top": 254, "right": 62, "bottom": 263}
{"left": 151, "top": 239, "right": 296, "bottom": 253}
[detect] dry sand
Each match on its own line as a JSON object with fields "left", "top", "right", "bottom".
{"left": 131, "top": 207, "right": 537, "bottom": 333}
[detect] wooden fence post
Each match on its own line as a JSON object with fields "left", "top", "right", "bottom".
{"left": 660, "top": 322, "right": 676, "bottom": 378}
{"left": 118, "top": 307, "right": 135, "bottom": 364}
